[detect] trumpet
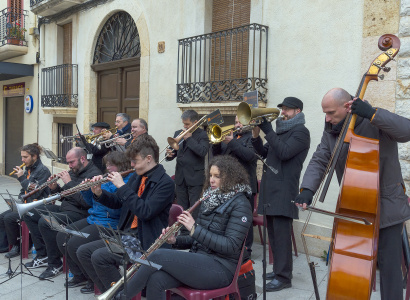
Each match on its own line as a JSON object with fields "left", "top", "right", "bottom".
{"left": 237, "top": 102, "right": 280, "bottom": 126}
{"left": 60, "top": 134, "right": 92, "bottom": 144}
{"left": 207, "top": 123, "right": 253, "bottom": 144}
{"left": 9, "top": 163, "right": 26, "bottom": 176}
{"left": 86, "top": 127, "right": 118, "bottom": 143}
{"left": 96, "top": 189, "right": 218, "bottom": 300}
{"left": 166, "top": 115, "right": 208, "bottom": 151}
{"left": 96, "top": 132, "right": 133, "bottom": 149}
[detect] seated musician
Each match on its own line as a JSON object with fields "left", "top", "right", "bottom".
{"left": 114, "top": 155, "right": 252, "bottom": 300}
{"left": 24, "top": 147, "right": 102, "bottom": 279}
{"left": 76, "top": 134, "right": 174, "bottom": 293}
{"left": 117, "top": 118, "right": 148, "bottom": 149}
{"left": 0, "top": 143, "right": 51, "bottom": 258}
{"left": 294, "top": 88, "right": 410, "bottom": 300}
{"left": 55, "top": 151, "right": 132, "bottom": 294}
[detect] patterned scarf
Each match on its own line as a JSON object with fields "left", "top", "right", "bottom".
{"left": 275, "top": 112, "right": 306, "bottom": 134}
{"left": 201, "top": 184, "right": 252, "bottom": 214}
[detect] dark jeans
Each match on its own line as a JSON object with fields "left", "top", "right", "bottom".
{"left": 175, "top": 182, "right": 202, "bottom": 220}
{"left": 0, "top": 209, "right": 20, "bottom": 246}
{"left": 56, "top": 218, "right": 101, "bottom": 279}
{"left": 378, "top": 222, "right": 403, "bottom": 300}
{"left": 125, "top": 249, "right": 233, "bottom": 300}
{"left": 24, "top": 204, "right": 84, "bottom": 266}
{"left": 77, "top": 239, "right": 122, "bottom": 292}
{"left": 266, "top": 215, "right": 293, "bottom": 284}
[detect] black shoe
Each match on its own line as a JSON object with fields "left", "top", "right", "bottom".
{"left": 263, "top": 271, "right": 293, "bottom": 280}
{"left": 80, "top": 281, "right": 94, "bottom": 294}
{"left": 25, "top": 256, "right": 48, "bottom": 269}
{"left": 39, "top": 265, "right": 63, "bottom": 280}
{"left": 65, "top": 276, "right": 87, "bottom": 288}
{"left": 5, "top": 245, "right": 19, "bottom": 258}
{"left": 266, "top": 278, "right": 292, "bottom": 292}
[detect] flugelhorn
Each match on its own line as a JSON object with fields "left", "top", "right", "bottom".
{"left": 166, "top": 115, "right": 207, "bottom": 150}
{"left": 207, "top": 123, "right": 253, "bottom": 144}
{"left": 9, "top": 163, "right": 25, "bottom": 176}
{"left": 96, "top": 189, "right": 219, "bottom": 300}
{"left": 86, "top": 127, "right": 117, "bottom": 143}
{"left": 237, "top": 102, "right": 280, "bottom": 125}
{"left": 96, "top": 132, "right": 133, "bottom": 149}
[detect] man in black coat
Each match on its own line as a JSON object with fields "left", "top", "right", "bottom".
{"left": 0, "top": 143, "right": 51, "bottom": 257}
{"left": 76, "top": 135, "right": 174, "bottom": 293}
{"left": 252, "top": 97, "right": 310, "bottom": 291}
{"left": 165, "top": 110, "right": 209, "bottom": 220}
{"left": 24, "top": 147, "right": 102, "bottom": 279}
{"left": 83, "top": 121, "right": 111, "bottom": 172}
{"left": 212, "top": 115, "right": 257, "bottom": 258}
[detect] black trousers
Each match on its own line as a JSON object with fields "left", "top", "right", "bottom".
{"left": 0, "top": 209, "right": 20, "bottom": 246}
{"left": 124, "top": 249, "right": 232, "bottom": 300}
{"left": 266, "top": 215, "right": 293, "bottom": 284}
{"left": 23, "top": 204, "right": 84, "bottom": 267}
{"left": 56, "top": 218, "right": 101, "bottom": 279}
{"left": 378, "top": 222, "right": 403, "bottom": 300}
{"left": 175, "top": 182, "right": 202, "bottom": 220}
{"left": 244, "top": 193, "right": 255, "bottom": 260}
{"left": 77, "top": 239, "right": 122, "bottom": 292}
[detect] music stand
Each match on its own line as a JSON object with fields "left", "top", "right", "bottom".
{"left": 96, "top": 225, "right": 161, "bottom": 299}
{"left": 43, "top": 148, "right": 59, "bottom": 175}
{"left": 0, "top": 192, "right": 50, "bottom": 294}
{"left": 36, "top": 208, "right": 89, "bottom": 300}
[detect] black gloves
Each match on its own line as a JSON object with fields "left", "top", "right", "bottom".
{"left": 351, "top": 98, "right": 376, "bottom": 120}
{"left": 258, "top": 118, "right": 273, "bottom": 135}
{"left": 294, "top": 189, "right": 314, "bottom": 206}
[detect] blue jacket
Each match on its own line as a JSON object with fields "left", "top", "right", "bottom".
{"left": 81, "top": 173, "right": 132, "bottom": 228}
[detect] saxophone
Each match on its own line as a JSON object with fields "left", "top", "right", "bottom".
{"left": 96, "top": 190, "right": 217, "bottom": 300}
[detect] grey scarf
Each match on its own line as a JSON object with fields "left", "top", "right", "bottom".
{"left": 275, "top": 112, "right": 306, "bottom": 134}
{"left": 201, "top": 184, "right": 252, "bottom": 214}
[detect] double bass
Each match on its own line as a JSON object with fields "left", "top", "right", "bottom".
{"left": 301, "top": 34, "right": 401, "bottom": 299}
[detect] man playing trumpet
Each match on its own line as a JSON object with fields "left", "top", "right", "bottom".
{"left": 0, "top": 143, "right": 51, "bottom": 258}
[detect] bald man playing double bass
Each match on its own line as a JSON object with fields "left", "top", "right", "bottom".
{"left": 295, "top": 88, "right": 410, "bottom": 299}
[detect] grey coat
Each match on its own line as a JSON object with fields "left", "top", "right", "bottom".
{"left": 252, "top": 124, "right": 310, "bottom": 218}
{"left": 301, "top": 108, "right": 410, "bottom": 228}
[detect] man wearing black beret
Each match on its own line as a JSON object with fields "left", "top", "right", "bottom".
{"left": 252, "top": 97, "right": 310, "bottom": 291}
{"left": 85, "top": 122, "right": 111, "bottom": 172}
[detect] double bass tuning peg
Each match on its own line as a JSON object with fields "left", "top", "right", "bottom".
{"left": 378, "top": 74, "right": 385, "bottom": 80}
{"left": 383, "top": 66, "right": 391, "bottom": 72}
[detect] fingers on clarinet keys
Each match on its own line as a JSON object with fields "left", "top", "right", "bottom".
{"left": 351, "top": 98, "right": 376, "bottom": 120}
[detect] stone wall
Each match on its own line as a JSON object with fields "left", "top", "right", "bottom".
{"left": 398, "top": 0, "right": 410, "bottom": 193}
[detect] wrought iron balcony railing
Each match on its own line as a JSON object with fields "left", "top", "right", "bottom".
{"left": 177, "top": 23, "right": 268, "bottom": 104}
{"left": 30, "top": 0, "right": 44, "bottom": 6}
{"left": 0, "top": 8, "right": 28, "bottom": 47}
{"left": 41, "top": 64, "right": 78, "bottom": 108}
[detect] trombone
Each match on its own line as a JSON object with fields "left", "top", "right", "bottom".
{"left": 237, "top": 102, "right": 280, "bottom": 125}
{"left": 166, "top": 115, "right": 208, "bottom": 151}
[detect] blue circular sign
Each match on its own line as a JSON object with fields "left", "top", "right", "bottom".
{"left": 25, "top": 95, "right": 33, "bottom": 113}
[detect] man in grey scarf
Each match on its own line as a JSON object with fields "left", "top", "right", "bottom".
{"left": 251, "top": 97, "right": 310, "bottom": 292}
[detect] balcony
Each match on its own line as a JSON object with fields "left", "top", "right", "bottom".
{"left": 0, "top": 8, "right": 28, "bottom": 60}
{"left": 41, "top": 64, "right": 78, "bottom": 116}
{"left": 30, "top": 0, "right": 88, "bottom": 17}
{"left": 177, "top": 23, "right": 269, "bottom": 109}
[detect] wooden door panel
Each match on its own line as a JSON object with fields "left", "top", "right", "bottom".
{"left": 97, "top": 69, "right": 120, "bottom": 124}
{"left": 5, "top": 97, "right": 24, "bottom": 175}
{"left": 122, "top": 66, "right": 140, "bottom": 121}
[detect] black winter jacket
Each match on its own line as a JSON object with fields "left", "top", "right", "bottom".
{"left": 95, "top": 165, "right": 174, "bottom": 251}
{"left": 17, "top": 159, "right": 51, "bottom": 202}
{"left": 173, "top": 192, "right": 252, "bottom": 276}
{"left": 51, "top": 162, "right": 102, "bottom": 216}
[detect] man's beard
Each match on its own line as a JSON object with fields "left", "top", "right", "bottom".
{"left": 71, "top": 161, "right": 84, "bottom": 174}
